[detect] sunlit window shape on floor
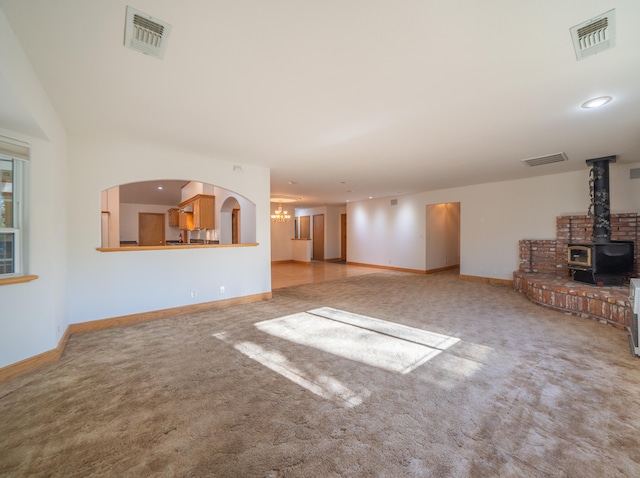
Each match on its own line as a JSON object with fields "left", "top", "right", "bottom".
{"left": 212, "top": 331, "right": 368, "bottom": 408}
{"left": 254, "top": 307, "right": 461, "bottom": 375}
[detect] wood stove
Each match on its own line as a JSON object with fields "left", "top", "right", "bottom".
{"left": 568, "top": 241, "right": 634, "bottom": 285}
{"left": 568, "top": 156, "right": 634, "bottom": 286}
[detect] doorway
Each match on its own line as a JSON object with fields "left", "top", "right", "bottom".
{"left": 425, "top": 202, "right": 460, "bottom": 271}
{"left": 232, "top": 208, "right": 240, "bottom": 244}
{"left": 220, "top": 196, "right": 242, "bottom": 244}
{"left": 138, "top": 212, "right": 165, "bottom": 246}
{"left": 313, "top": 214, "right": 324, "bottom": 261}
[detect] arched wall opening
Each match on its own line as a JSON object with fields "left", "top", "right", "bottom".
{"left": 100, "top": 179, "right": 256, "bottom": 247}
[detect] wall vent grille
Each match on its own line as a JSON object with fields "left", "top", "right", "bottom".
{"left": 570, "top": 9, "right": 616, "bottom": 61}
{"left": 390, "top": 199, "right": 398, "bottom": 206}
{"left": 631, "top": 168, "right": 640, "bottom": 180}
{"left": 124, "top": 6, "right": 171, "bottom": 59}
{"left": 522, "top": 152, "right": 568, "bottom": 167}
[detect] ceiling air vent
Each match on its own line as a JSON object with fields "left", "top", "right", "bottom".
{"left": 570, "top": 9, "right": 616, "bottom": 61}
{"left": 124, "top": 6, "right": 171, "bottom": 59}
{"left": 522, "top": 152, "right": 568, "bottom": 167}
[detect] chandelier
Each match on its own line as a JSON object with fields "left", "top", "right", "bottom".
{"left": 271, "top": 203, "right": 291, "bottom": 222}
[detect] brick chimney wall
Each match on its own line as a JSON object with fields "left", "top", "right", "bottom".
{"left": 519, "top": 213, "right": 639, "bottom": 277}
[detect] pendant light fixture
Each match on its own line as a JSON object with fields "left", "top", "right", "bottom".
{"left": 271, "top": 203, "right": 291, "bottom": 222}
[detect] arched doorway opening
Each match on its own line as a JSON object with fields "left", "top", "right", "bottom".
{"left": 220, "top": 196, "right": 241, "bottom": 244}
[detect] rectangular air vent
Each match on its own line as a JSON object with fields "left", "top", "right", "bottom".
{"left": 631, "top": 168, "right": 640, "bottom": 180}
{"left": 522, "top": 152, "right": 568, "bottom": 167}
{"left": 124, "top": 6, "right": 171, "bottom": 59}
{"left": 570, "top": 9, "right": 616, "bottom": 61}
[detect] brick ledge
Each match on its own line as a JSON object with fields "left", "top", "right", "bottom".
{"left": 513, "top": 271, "right": 632, "bottom": 330}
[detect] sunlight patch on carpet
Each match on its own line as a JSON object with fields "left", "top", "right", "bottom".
{"left": 254, "top": 307, "right": 460, "bottom": 375}
{"left": 213, "top": 332, "right": 367, "bottom": 408}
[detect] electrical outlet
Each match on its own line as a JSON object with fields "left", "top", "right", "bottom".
{"left": 190, "top": 289, "right": 198, "bottom": 298}
{"left": 219, "top": 286, "right": 225, "bottom": 294}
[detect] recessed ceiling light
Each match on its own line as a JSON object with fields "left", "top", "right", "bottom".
{"left": 157, "top": 185, "right": 164, "bottom": 190}
{"left": 369, "top": 196, "right": 373, "bottom": 199}
{"left": 582, "top": 96, "right": 613, "bottom": 108}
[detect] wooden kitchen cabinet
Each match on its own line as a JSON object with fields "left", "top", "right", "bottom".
{"left": 193, "top": 196, "right": 214, "bottom": 230}
{"left": 167, "top": 208, "right": 179, "bottom": 227}
{"left": 178, "top": 194, "right": 214, "bottom": 230}
{"left": 179, "top": 211, "right": 194, "bottom": 230}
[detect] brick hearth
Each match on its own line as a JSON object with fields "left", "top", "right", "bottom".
{"left": 514, "top": 213, "right": 638, "bottom": 328}
{"left": 513, "top": 271, "right": 631, "bottom": 329}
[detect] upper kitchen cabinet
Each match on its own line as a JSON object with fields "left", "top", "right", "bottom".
{"left": 167, "top": 207, "right": 180, "bottom": 227}
{"left": 178, "top": 210, "right": 194, "bottom": 230}
{"left": 179, "top": 194, "right": 214, "bottom": 230}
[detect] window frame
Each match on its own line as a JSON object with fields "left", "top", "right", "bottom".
{"left": 0, "top": 149, "right": 26, "bottom": 278}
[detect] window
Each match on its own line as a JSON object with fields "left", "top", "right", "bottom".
{"left": 0, "top": 137, "right": 28, "bottom": 277}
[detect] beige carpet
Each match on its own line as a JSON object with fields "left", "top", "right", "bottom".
{"left": 2, "top": 270, "right": 640, "bottom": 477}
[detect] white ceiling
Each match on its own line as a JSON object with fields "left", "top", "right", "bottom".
{"left": 119, "top": 179, "right": 186, "bottom": 206}
{"left": 1, "top": 1, "right": 639, "bottom": 208}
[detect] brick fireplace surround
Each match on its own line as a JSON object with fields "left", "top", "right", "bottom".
{"left": 514, "top": 213, "right": 639, "bottom": 330}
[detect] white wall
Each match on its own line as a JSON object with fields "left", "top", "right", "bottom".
{"left": 349, "top": 197, "right": 424, "bottom": 269}
{"left": 0, "top": 7, "right": 69, "bottom": 368}
{"left": 349, "top": 163, "right": 640, "bottom": 280}
{"left": 65, "top": 135, "right": 271, "bottom": 325}
{"left": 324, "top": 206, "right": 341, "bottom": 260}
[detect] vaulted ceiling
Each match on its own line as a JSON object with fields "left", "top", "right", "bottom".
{"left": 1, "top": 1, "right": 639, "bottom": 207}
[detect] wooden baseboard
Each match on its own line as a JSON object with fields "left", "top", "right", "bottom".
{"left": 459, "top": 274, "right": 513, "bottom": 287}
{"left": 0, "top": 292, "right": 272, "bottom": 384}
{"left": 0, "top": 326, "right": 71, "bottom": 383}
{"left": 425, "top": 265, "right": 459, "bottom": 274}
{"left": 271, "top": 260, "right": 294, "bottom": 264}
{"left": 69, "top": 292, "right": 272, "bottom": 334}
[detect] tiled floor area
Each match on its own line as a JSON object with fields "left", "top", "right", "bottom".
{"left": 271, "top": 261, "right": 382, "bottom": 289}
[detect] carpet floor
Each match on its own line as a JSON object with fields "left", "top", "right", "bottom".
{"left": 1, "top": 271, "right": 640, "bottom": 477}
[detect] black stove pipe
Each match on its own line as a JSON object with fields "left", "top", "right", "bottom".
{"left": 586, "top": 155, "right": 616, "bottom": 244}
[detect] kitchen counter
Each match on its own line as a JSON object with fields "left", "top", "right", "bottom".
{"left": 97, "top": 243, "right": 258, "bottom": 252}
